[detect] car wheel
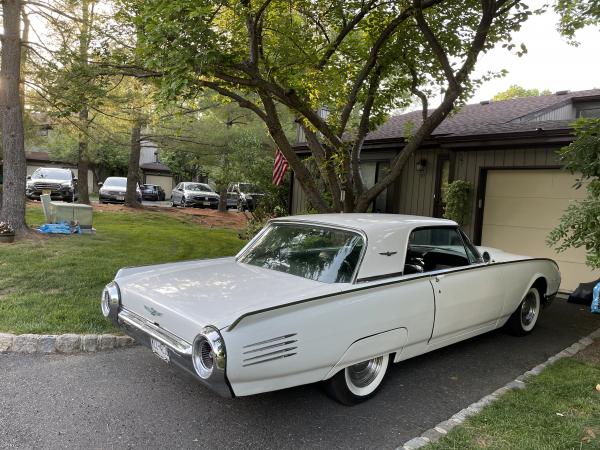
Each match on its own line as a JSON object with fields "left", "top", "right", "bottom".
{"left": 324, "top": 354, "right": 390, "bottom": 405}
{"left": 180, "top": 197, "right": 186, "bottom": 208}
{"left": 506, "top": 287, "right": 541, "bottom": 336}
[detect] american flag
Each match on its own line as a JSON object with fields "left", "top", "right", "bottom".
{"left": 272, "top": 147, "right": 289, "bottom": 186}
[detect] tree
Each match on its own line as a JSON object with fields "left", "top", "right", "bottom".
{"left": 555, "top": 0, "right": 600, "bottom": 42}
{"left": 126, "top": 0, "right": 533, "bottom": 213}
{"left": 0, "top": 0, "right": 27, "bottom": 232}
{"left": 547, "top": 119, "right": 600, "bottom": 268}
{"left": 493, "top": 84, "right": 551, "bottom": 101}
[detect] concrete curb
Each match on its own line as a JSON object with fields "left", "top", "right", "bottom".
{"left": 0, "top": 333, "right": 136, "bottom": 354}
{"left": 398, "top": 327, "right": 600, "bottom": 450}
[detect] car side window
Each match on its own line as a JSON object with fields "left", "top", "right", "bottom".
{"left": 405, "top": 227, "right": 471, "bottom": 274}
{"left": 460, "top": 230, "right": 483, "bottom": 264}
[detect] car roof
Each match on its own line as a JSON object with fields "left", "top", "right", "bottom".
{"left": 275, "top": 213, "right": 456, "bottom": 234}
{"left": 271, "top": 214, "right": 458, "bottom": 281}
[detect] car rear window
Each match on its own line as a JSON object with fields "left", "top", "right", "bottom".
{"left": 240, "top": 223, "right": 364, "bottom": 283}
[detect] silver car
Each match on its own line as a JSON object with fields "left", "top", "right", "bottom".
{"left": 171, "top": 182, "right": 220, "bottom": 208}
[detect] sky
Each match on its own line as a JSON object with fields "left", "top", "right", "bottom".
{"left": 469, "top": 1, "right": 600, "bottom": 103}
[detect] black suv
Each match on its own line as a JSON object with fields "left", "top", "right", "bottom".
{"left": 26, "top": 167, "right": 78, "bottom": 202}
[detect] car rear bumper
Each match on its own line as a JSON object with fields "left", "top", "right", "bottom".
{"left": 115, "top": 308, "right": 234, "bottom": 398}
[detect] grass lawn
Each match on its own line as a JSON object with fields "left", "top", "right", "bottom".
{"left": 0, "top": 206, "right": 246, "bottom": 334}
{"left": 427, "top": 356, "right": 600, "bottom": 449}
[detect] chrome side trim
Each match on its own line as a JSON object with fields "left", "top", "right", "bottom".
{"left": 243, "top": 333, "right": 297, "bottom": 348}
{"left": 243, "top": 353, "right": 297, "bottom": 367}
{"left": 118, "top": 309, "right": 192, "bottom": 356}
{"left": 241, "top": 333, "right": 299, "bottom": 366}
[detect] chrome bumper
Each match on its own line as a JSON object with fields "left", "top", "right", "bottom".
{"left": 116, "top": 308, "right": 233, "bottom": 398}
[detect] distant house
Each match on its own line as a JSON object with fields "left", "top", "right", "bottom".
{"left": 139, "top": 141, "right": 175, "bottom": 197}
{"left": 291, "top": 88, "right": 600, "bottom": 291}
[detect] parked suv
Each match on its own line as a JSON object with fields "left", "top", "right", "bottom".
{"left": 226, "top": 182, "right": 263, "bottom": 211}
{"left": 26, "top": 167, "right": 78, "bottom": 202}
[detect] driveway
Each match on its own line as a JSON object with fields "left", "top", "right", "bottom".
{"left": 1, "top": 298, "right": 598, "bottom": 450}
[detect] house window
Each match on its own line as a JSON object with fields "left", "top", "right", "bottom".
{"left": 579, "top": 107, "right": 600, "bottom": 118}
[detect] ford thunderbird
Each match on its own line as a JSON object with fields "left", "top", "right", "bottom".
{"left": 101, "top": 214, "right": 560, "bottom": 405}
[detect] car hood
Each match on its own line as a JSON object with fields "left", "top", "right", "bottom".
{"left": 184, "top": 190, "right": 219, "bottom": 197}
{"left": 28, "top": 178, "right": 71, "bottom": 185}
{"left": 102, "top": 185, "right": 126, "bottom": 192}
{"left": 114, "top": 257, "right": 341, "bottom": 342}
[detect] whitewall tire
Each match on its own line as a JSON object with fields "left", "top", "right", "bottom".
{"left": 506, "top": 287, "right": 541, "bottom": 336}
{"left": 325, "top": 354, "right": 390, "bottom": 405}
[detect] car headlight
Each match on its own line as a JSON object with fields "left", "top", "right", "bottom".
{"left": 192, "top": 326, "right": 226, "bottom": 379}
{"left": 101, "top": 281, "right": 121, "bottom": 318}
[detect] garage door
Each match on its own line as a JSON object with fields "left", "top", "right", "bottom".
{"left": 146, "top": 175, "right": 174, "bottom": 197}
{"left": 481, "top": 169, "right": 600, "bottom": 291}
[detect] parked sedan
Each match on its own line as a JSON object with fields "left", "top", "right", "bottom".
{"left": 141, "top": 184, "right": 166, "bottom": 201}
{"left": 99, "top": 177, "right": 142, "bottom": 204}
{"left": 101, "top": 214, "right": 560, "bottom": 405}
{"left": 171, "top": 182, "right": 219, "bottom": 208}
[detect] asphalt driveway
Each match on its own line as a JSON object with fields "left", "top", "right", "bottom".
{"left": 1, "top": 298, "right": 598, "bottom": 450}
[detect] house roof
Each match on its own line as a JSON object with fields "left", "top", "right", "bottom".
{"left": 26, "top": 151, "right": 52, "bottom": 162}
{"left": 365, "top": 88, "right": 600, "bottom": 142}
{"left": 140, "top": 161, "right": 171, "bottom": 174}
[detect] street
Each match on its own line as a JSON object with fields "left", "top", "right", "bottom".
{"left": 1, "top": 298, "right": 598, "bottom": 450}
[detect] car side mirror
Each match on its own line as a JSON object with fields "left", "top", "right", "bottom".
{"left": 482, "top": 251, "right": 491, "bottom": 264}
{"left": 97, "top": 182, "right": 103, "bottom": 187}
{"left": 27, "top": 175, "right": 31, "bottom": 180}
{"left": 73, "top": 178, "right": 78, "bottom": 182}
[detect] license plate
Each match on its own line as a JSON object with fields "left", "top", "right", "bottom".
{"left": 150, "top": 338, "right": 170, "bottom": 363}
{"left": 203, "top": 201, "right": 210, "bottom": 206}
{"left": 116, "top": 195, "right": 124, "bottom": 201}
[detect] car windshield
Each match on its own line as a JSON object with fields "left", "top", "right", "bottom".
{"left": 239, "top": 183, "right": 259, "bottom": 193}
{"left": 186, "top": 183, "right": 213, "bottom": 192}
{"left": 240, "top": 223, "right": 364, "bottom": 283}
{"left": 104, "top": 177, "right": 127, "bottom": 188}
{"left": 32, "top": 168, "right": 71, "bottom": 180}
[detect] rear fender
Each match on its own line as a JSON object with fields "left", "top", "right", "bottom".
{"left": 323, "top": 327, "right": 408, "bottom": 380}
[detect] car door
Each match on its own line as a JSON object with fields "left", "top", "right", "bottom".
{"left": 406, "top": 227, "right": 505, "bottom": 348}
{"left": 172, "top": 184, "right": 182, "bottom": 202}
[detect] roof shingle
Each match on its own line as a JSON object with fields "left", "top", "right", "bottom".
{"left": 365, "top": 88, "right": 600, "bottom": 142}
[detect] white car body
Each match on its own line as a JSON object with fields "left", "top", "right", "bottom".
{"left": 103, "top": 214, "right": 560, "bottom": 399}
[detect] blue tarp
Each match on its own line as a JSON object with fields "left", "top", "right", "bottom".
{"left": 37, "top": 221, "right": 81, "bottom": 235}
{"left": 593, "top": 282, "right": 600, "bottom": 314}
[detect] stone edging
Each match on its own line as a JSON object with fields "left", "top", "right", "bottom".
{"left": 399, "top": 327, "right": 600, "bottom": 450}
{"left": 0, "top": 333, "right": 136, "bottom": 354}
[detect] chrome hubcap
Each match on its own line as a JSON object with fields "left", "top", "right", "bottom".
{"left": 521, "top": 291, "right": 538, "bottom": 326}
{"left": 347, "top": 356, "right": 385, "bottom": 388}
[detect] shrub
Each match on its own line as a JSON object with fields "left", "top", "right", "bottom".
{"left": 442, "top": 180, "right": 473, "bottom": 225}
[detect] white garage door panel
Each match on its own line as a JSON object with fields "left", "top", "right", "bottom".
{"left": 482, "top": 169, "right": 600, "bottom": 291}
{"left": 483, "top": 197, "right": 572, "bottom": 229}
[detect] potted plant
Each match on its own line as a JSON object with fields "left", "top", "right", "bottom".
{"left": 0, "top": 221, "right": 15, "bottom": 243}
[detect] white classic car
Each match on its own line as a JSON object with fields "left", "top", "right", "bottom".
{"left": 101, "top": 214, "right": 560, "bottom": 405}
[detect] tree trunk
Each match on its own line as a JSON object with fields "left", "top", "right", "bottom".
{"left": 125, "top": 117, "right": 142, "bottom": 207}
{"left": 77, "top": 107, "right": 90, "bottom": 204}
{"left": 0, "top": 0, "right": 27, "bottom": 232}
{"left": 19, "top": 7, "right": 29, "bottom": 111}
{"left": 218, "top": 185, "right": 227, "bottom": 212}
{"left": 76, "top": 0, "right": 91, "bottom": 204}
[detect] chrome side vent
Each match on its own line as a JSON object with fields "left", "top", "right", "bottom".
{"left": 242, "top": 333, "right": 298, "bottom": 367}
